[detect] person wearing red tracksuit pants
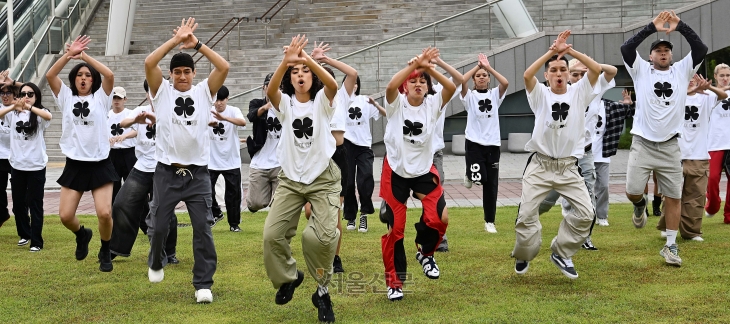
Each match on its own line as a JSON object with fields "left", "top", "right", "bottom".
{"left": 705, "top": 63, "right": 730, "bottom": 222}
{"left": 379, "top": 47, "right": 460, "bottom": 301}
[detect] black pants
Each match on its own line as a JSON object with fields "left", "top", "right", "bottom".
{"left": 332, "top": 144, "right": 348, "bottom": 198}
{"left": 11, "top": 168, "right": 46, "bottom": 248}
{"left": 0, "top": 159, "right": 10, "bottom": 225}
{"left": 110, "top": 168, "right": 177, "bottom": 257}
{"left": 465, "top": 140, "right": 500, "bottom": 223}
{"left": 209, "top": 168, "right": 242, "bottom": 227}
{"left": 343, "top": 139, "right": 375, "bottom": 221}
{"left": 147, "top": 163, "right": 217, "bottom": 290}
{"left": 110, "top": 147, "right": 138, "bottom": 207}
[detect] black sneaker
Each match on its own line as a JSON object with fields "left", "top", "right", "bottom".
{"left": 550, "top": 252, "right": 578, "bottom": 279}
{"left": 515, "top": 260, "right": 529, "bottom": 274}
{"left": 75, "top": 227, "right": 93, "bottom": 260}
{"left": 230, "top": 226, "right": 241, "bottom": 232}
{"left": 581, "top": 236, "right": 598, "bottom": 251}
{"left": 211, "top": 212, "right": 225, "bottom": 228}
{"left": 652, "top": 199, "right": 662, "bottom": 216}
{"left": 98, "top": 248, "right": 113, "bottom": 272}
{"left": 333, "top": 255, "right": 344, "bottom": 273}
{"left": 416, "top": 252, "right": 440, "bottom": 279}
{"left": 346, "top": 219, "right": 356, "bottom": 230}
{"left": 311, "top": 291, "right": 335, "bottom": 323}
{"left": 167, "top": 255, "right": 180, "bottom": 264}
{"left": 275, "top": 270, "right": 304, "bottom": 305}
{"left": 358, "top": 214, "right": 368, "bottom": 233}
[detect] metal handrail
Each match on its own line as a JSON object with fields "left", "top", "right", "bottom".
{"left": 191, "top": 16, "right": 249, "bottom": 64}
{"left": 15, "top": 0, "right": 85, "bottom": 82}
{"left": 229, "top": 0, "right": 503, "bottom": 100}
{"left": 255, "top": 0, "right": 291, "bottom": 23}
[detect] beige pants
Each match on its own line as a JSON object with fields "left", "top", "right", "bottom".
{"left": 247, "top": 167, "right": 281, "bottom": 212}
{"left": 263, "top": 160, "right": 341, "bottom": 289}
{"left": 657, "top": 159, "right": 708, "bottom": 239}
{"left": 513, "top": 153, "right": 595, "bottom": 261}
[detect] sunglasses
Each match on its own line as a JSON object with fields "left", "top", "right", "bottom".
{"left": 0, "top": 91, "right": 13, "bottom": 97}
{"left": 19, "top": 92, "right": 35, "bottom": 98}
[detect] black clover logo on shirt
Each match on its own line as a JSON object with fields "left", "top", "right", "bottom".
{"left": 15, "top": 121, "right": 30, "bottom": 135}
{"left": 654, "top": 82, "right": 673, "bottom": 99}
{"left": 110, "top": 123, "right": 124, "bottom": 136}
{"left": 348, "top": 107, "right": 362, "bottom": 120}
{"left": 478, "top": 99, "right": 492, "bottom": 113}
{"left": 267, "top": 117, "right": 282, "bottom": 132}
{"left": 145, "top": 124, "right": 156, "bottom": 140}
{"left": 551, "top": 102, "right": 570, "bottom": 127}
{"left": 722, "top": 99, "right": 730, "bottom": 111}
{"left": 72, "top": 101, "right": 90, "bottom": 119}
{"left": 685, "top": 105, "right": 699, "bottom": 127}
{"left": 212, "top": 122, "right": 225, "bottom": 136}
{"left": 174, "top": 97, "right": 195, "bottom": 118}
{"left": 292, "top": 117, "right": 314, "bottom": 139}
{"left": 403, "top": 119, "right": 423, "bottom": 143}
{"left": 595, "top": 116, "right": 603, "bottom": 134}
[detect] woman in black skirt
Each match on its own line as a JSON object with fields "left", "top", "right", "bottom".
{"left": 46, "top": 35, "right": 118, "bottom": 272}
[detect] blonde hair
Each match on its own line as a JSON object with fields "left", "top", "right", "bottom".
{"left": 714, "top": 63, "right": 730, "bottom": 75}
{"left": 568, "top": 59, "right": 580, "bottom": 71}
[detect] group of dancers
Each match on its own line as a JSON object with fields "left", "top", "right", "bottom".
{"left": 1, "top": 11, "right": 729, "bottom": 323}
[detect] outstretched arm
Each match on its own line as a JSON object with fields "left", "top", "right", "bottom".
{"left": 431, "top": 56, "right": 459, "bottom": 108}
{"left": 120, "top": 111, "right": 155, "bottom": 128}
{"left": 312, "top": 42, "right": 357, "bottom": 96}
{"left": 461, "top": 64, "right": 480, "bottom": 97}
{"left": 145, "top": 18, "right": 198, "bottom": 97}
{"left": 524, "top": 50, "right": 557, "bottom": 93}
{"left": 211, "top": 109, "right": 246, "bottom": 126}
{"left": 368, "top": 97, "right": 387, "bottom": 116}
{"left": 386, "top": 47, "right": 440, "bottom": 104}
{"left": 46, "top": 36, "right": 94, "bottom": 96}
{"left": 566, "top": 48, "right": 601, "bottom": 87}
{"left": 600, "top": 64, "right": 618, "bottom": 83}
{"left": 667, "top": 11, "right": 708, "bottom": 66}
{"left": 267, "top": 35, "right": 308, "bottom": 110}
{"left": 478, "top": 53, "right": 509, "bottom": 97}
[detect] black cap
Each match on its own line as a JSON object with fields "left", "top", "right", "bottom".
{"left": 264, "top": 73, "right": 273, "bottom": 85}
{"left": 650, "top": 39, "right": 674, "bottom": 52}
{"left": 169, "top": 52, "right": 195, "bottom": 72}
{"left": 216, "top": 85, "right": 229, "bottom": 101}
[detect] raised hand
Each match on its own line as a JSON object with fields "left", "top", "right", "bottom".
{"left": 0, "top": 70, "right": 13, "bottom": 86}
{"left": 368, "top": 97, "right": 376, "bottom": 105}
{"left": 553, "top": 30, "right": 572, "bottom": 59}
{"left": 414, "top": 47, "right": 439, "bottom": 69}
{"left": 653, "top": 11, "right": 672, "bottom": 35}
{"left": 310, "top": 41, "right": 331, "bottom": 62}
{"left": 283, "top": 35, "right": 308, "bottom": 65}
{"left": 478, "top": 53, "right": 492, "bottom": 70}
{"left": 211, "top": 109, "right": 227, "bottom": 121}
{"left": 665, "top": 11, "right": 680, "bottom": 34}
{"left": 175, "top": 18, "right": 199, "bottom": 50}
{"left": 621, "top": 89, "right": 633, "bottom": 104}
{"left": 133, "top": 111, "right": 155, "bottom": 125}
{"left": 67, "top": 35, "right": 90, "bottom": 58}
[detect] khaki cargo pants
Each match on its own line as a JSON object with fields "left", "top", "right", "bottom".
{"left": 657, "top": 159, "right": 709, "bottom": 239}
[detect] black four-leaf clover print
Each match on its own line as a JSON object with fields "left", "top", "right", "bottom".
{"left": 110, "top": 123, "right": 124, "bottom": 136}
{"left": 595, "top": 116, "right": 603, "bottom": 134}
{"left": 551, "top": 102, "right": 570, "bottom": 124}
{"left": 478, "top": 99, "right": 492, "bottom": 113}
{"left": 722, "top": 99, "right": 730, "bottom": 111}
{"left": 73, "top": 101, "right": 90, "bottom": 119}
{"left": 174, "top": 97, "right": 195, "bottom": 118}
{"left": 145, "top": 124, "right": 156, "bottom": 139}
{"left": 654, "top": 82, "right": 673, "bottom": 99}
{"left": 685, "top": 106, "right": 699, "bottom": 128}
{"left": 267, "top": 117, "right": 282, "bottom": 132}
{"left": 402, "top": 119, "right": 423, "bottom": 137}
{"left": 292, "top": 117, "right": 314, "bottom": 139}
{"left": 15, "top": 121, "right": 30, "bottom": 135}
{"left": 348, "top": 107, "right": 362, "bottom": 120}
{"left": 212, "top": 122, "right": 225, "bottom": 135}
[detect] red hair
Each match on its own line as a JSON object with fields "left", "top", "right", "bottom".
{"left": 399, "top": 70, "right": 435, "bottom": 95}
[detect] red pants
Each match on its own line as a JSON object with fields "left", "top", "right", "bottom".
{"left": 380, "top": 157, "right": 447, "bottom": 289}
{"left": 706, "top": 150, "right": 730, "bottom": 222}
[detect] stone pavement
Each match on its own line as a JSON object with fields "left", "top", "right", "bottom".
{"left": 5, "top": 150, "right": 727, "bottom": 215}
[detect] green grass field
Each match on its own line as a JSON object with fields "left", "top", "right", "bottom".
{"left": 1, "top": 204, "right": 729, "bottom": 323}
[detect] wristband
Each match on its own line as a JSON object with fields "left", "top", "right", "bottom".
{"left": 194, "top": 40, "right": 203, "bottom": 51}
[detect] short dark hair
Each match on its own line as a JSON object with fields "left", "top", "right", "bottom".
{"left": 280, "top": 65, "right": 323, "bottom": 101}
{"left": 545, "top": 55, "right": 569, "bottom": 70}
{"left": 143, "top": 80, "right": 149, "bottom": 93}
{"left": 342, "top": 75, "right": 361, "bottom": 96}
{"left": 169, "top": 52, "right": 195, "bottom": 72}
{"left": 0, "top": 84, "right": 17, "bottom": 97}
{"left": 216, "top": 85, "right": 229, "bottom": 101}
{"left": 68, "top": 63, "right": 102, "bottom": 96}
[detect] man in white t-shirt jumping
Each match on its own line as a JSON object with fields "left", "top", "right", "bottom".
{"left": 620, "top": 10, "right": 708, "bottom": 267}
{"left": 513, "top": 30, "right": 601, "bottom": 279}
{"left": 208, "top": 85, "right": 246, "bottom": 232}
{"left": 144, "top": 18, "right": 229, "bottom": 303}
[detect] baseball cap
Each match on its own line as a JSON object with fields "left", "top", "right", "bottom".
{"left": 112, "top": 86, "right": 127, "bottom": 99}
{"left": 650, "top": 39, "right": 674, "bottom": 52}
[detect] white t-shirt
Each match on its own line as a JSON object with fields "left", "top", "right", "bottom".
{"left": 3, "top": 110, "right": 50, "bottom": 171}
{"left": 209, "top": 105, "right": 244, "bottom": 171}
{"left": 0, "top": 104, "right": 11, "bottom": 159}
{"left": 707, "top": 91, "right": 730, "bottom": 151}
{"left": 525, "top": 77, "right": 596, "bottom": 159}
{"left": 431, "top": 81, "right": 461, "bottom": 152}
{"left": 584, "top": 74, "right": 615, "bottom": 147}
{"left": 53, "top": 83, "right": 112, "bottom": 161}
{"left": 250, "top": 108, "right": 282, "bottom": 170}
{"left": 329, "top": 86, "right": 352, "bottom": 132}
{"left": 274, "top": 90, "right": 336, "bottom": 184}
{"left": 679, "top": 92, "right": 719, "bottom": 160}
{"left": 107, "top": 108, "right": 137, "bottom": 149}
{"left": 129, "top": 105, "right": 157, "bottom": 173}
{"left": 592, "top": 102, "right": 610, "bottom": 163}
{"left": 343, "top": 95, "right": 381, "bottom": 147}
{"left": 384, "top": 93, "right": 443, "bottom": 178}
{"left": 152, "top": 78, "right": 214, "bottom": 166}
{"left": 462, "top": 86, "right": 505, "bottom": 146}
{"left": 624, "top": 51, "right": 699, "bottom": 142}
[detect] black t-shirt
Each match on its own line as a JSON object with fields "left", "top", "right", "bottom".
{"left": 246, "top": 98, "right": 269, "bottom": 157}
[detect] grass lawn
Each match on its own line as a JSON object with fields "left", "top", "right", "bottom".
{"left": 1, "top": 204, "right": 730, "bottom": 323}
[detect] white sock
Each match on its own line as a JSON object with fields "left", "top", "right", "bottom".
{"left": 317, "top": 285, "right": 328, "bottom": 297}
{"left": 665, "top": 229, "right": 678, "bottom": 246}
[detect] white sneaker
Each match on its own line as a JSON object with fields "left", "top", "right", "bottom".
{"left": 195, "top": 289, "right": 213, "bottom": 303}
{"left": 596, "top": 219, "right": 609, "bottom": 226}
{"left": 660, "top": 231, "right": 667, "bottom": 238}
{"left": 463, "top": 175, "right": 473, "bottom": 189}
{"left": 485, "top": 222, "right": 497, "bottom": 233}
{"left": 691, "top": 236, "right": 704, "bottom": 242}
{"left": 148, "top": 268, "right": 164, "bottom": 283}
{"left": 705, "top": 211, "right": 715, "bottom": 218}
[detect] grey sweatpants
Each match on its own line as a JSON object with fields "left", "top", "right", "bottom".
{"left": 147, "top": 163, "right": 217, "bottom": 290}
{"left": 513, "top": 153, "right": 594, "bottom": 261}
{"left": 594, "top": 162, "right": 610, "bottom": 220}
